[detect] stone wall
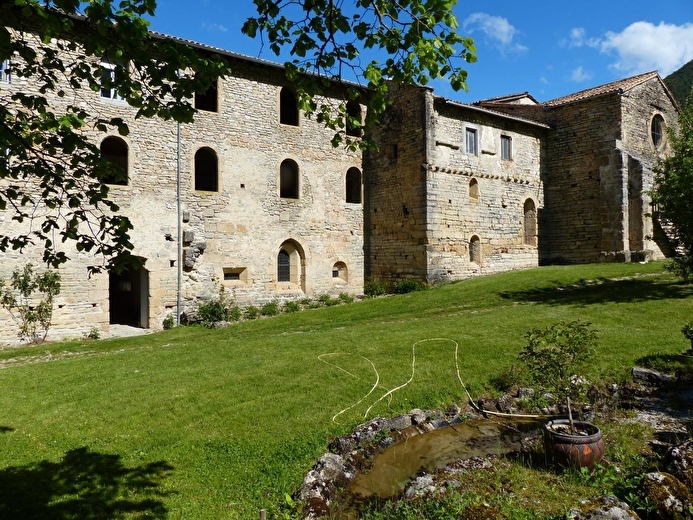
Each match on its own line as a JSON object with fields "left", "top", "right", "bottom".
{"left": 365, "top": 86, "right": 545, "bottom": 284}
{"left": 364, "top": 84, "right": 430, "bottom": 282}
{"left": 424, "top": 99, "right": 544, "bottom": 282}
{"left": 0, "top": 40, "right": 364, "bottom": 342}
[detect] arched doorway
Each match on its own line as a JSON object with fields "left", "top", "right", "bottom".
{"left": 109, "top": 264, "right": 149, "bottom": 328}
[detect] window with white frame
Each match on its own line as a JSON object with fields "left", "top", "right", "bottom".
{"left": 501, "top": 135, "right": 512, "bottom": 161}
{"left": 465, "top": 128, "right": 478, "bottom": 156}
{"left": 1, "top": 60, "right": 10, "bottom": 84}
{"left": 100, "top": 59, "right": 124, "bottom": 100}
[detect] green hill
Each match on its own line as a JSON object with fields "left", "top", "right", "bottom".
{"left": 0, "top": 261, "right": 691, "bottom": 518}
{"left": 665, "top": 59, "right": 693, "bottom": 106}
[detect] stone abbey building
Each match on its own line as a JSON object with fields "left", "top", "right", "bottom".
{"left": 0, "top": 30, "right": 679, "bottom": 342}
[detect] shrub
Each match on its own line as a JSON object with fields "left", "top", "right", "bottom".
{"left": 364, "top": 278, "right": 388, "bottom": 297}
{"left": 283, "top": 301, "right": 300, "bottom": 313}
{"left": 665, "top": 256, "right": 693, "bottom": 282}
{"left": 197, "top": 287, "right": 237, "bottom": 326}
{"left": 162, "top": 315, "right": 175, "bottom": 330}
{"left": 261, "top": 301, "right": 280, "bottom": 316}
{"left": 83, "top": 327, "right": 101, "bottom": 340}
{"left": 519, "top": 319, "right": 597, "bottom": 399}
{"left": 317, "top": 294, "right": 332, "bottom": 305}
{"left": 394, "top": 280, "right": 425, "bottom": 294}
{"left": 244, "top": 306, "right": 260, "bottom": 320}
{"left": 0, "top": 264, "right": 61, "bottom": 343}
{"left": 228, "top": 306, "right": 242, "bottom": 322}
{"left": 338, "top": 292, "right": 354, "bottom": 304}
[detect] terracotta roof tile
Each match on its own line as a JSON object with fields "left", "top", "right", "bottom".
{"left": 541, "top": 71, "right": 659, "bottom": 106}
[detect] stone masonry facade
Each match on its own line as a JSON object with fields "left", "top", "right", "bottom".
{"left": 0, "top": 31, "right": 679, "bottom": 342}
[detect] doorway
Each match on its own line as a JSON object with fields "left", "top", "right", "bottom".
{"left": 109, "top": 265, "right": 149, "bottom": 328}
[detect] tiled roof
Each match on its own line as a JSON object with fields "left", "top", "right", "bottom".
{"left": 473, "top": 92, "right": 539, "bottom": 105}
{"left": 541, "top": 71, "right": 660, "bottom": 106}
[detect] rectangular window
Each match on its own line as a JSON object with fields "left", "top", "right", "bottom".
{"left": 223, "top": 267, "right": 247, "bottom": 282}
{"left": 501, "top": 135, "right": 512, "bottom": 161}
{"left": 0, "top": 60, "right": 10, "bottom": 84}
{"left": 195, "top": 80, "right": 218, "bottom": 112}
{"left": 465, "top": 128, "right": 477, "bottom": 156}
{"left": 100, "top": 60, "right": 124, "bottom": 100}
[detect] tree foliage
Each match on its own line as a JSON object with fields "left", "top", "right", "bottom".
{"left": 243, "top": 0, "right": 476, "bottom": 149}
{"left": 652, "top": 89, "right": 693, "bottom": 280}
{"left": 1, "top": 0, "right": 474, "bottom": 270}
{"left": 1, "top": 0, "right": 228, "bottom": 272}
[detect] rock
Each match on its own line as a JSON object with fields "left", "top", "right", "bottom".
{"left": 328, "top": 435, "right": 355, "bottom": 456}
{"left": 446, "top": 403, "right": 461, "bottom": 416}
{"left": 632, "top": 367, "right": 676, "bottom": 386}
{"left": 638, "top": 471, "right": 692, "bottom": 519}
{"left": 388, "top": 414, "right": 412, "bottom": 431}
{"left": 664, "top": 440, "right": 693, "bottom": 491}
{"left": 568, "top": 495, "right": 639, "bottom": 519}
{"left": 403, "top": 474, "right": 435, "bottom": 499}
{"left": 518, "top": 387, "right": 535, "bottom": 400}
{"left": 497, "top": 394, "right": 515, "bottom": 413}
{"left": 477, "top": 396, "right": 497, "bottom": 412}
{"left": 409, "top": 408, "right": 427, "bottom": 424}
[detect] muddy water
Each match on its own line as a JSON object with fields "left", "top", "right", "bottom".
{"left": 344, "top": 418, "right": 541, "bottom": 513}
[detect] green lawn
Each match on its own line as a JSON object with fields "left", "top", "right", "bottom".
{"left": 0, "top": 261, "right": 691, "bottom": 518}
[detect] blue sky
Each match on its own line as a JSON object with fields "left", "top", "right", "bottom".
{"left": 148, "top": 0, "right": 693, "bottom": 103}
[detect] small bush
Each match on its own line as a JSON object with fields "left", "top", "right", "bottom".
{"left": 364, "top": 278, "right": 388, "bottom": 297}
{"left": 198, "top": 287, "right": 239, "bottom": 325}
{"left": 162, "top": 315, "right": 175, "bottom": 330}
{"left": 228, "top": 306, "right": 242, "bottom": 322}
{"left": 317, "top": 294, "right": 332, "bottom": 305}
{"left": 244, "top": 306, "right": 260, "bottom": 320}
{"left": 0, "top": 263, "right": 61, "bottom": 343}
{"left": 298, "top": 298, "right": 313, "bottom": 308}
{"left": 261, "top": 300, "right": 280, "bottom": 316}
{"left": 338, "top": 292, "right": 354, "bottom": 304}
{"left": 283, "top": 301, "right": 300, "bottom": 313}
{"left": 665, "top": 255, "right": 693, "bottom": 282}
{"left": 519, "top": 319, "right": 597, "bottom": 399}
{"left": 394, "top": 280, "right": 425, "bottom": 294}
{"left": 83, "top": 327, "right": 101, "bottom": 340}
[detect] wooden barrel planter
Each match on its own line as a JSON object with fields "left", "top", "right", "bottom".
{"left": 543, "top": 419, "right": 605, "bottom": 469}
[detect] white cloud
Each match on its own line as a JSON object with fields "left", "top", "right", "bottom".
{"left": 564, "top": 27, "right": 600, "bottom": 49}
{"left": 571, "top": 66, "right": 592, "bottom": 82}
{"left": 599, "top": 21, "right": 693, "bottom": 76}
{"left": 202, "top": 22, "right": 228, "bottom": 33}
{"left": 463, "top": 13, "right": 527, "bottom": 53}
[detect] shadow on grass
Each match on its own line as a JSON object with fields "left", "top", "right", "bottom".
{"left": 0, "top": 447, "right": 173, "bottom": 519}
{"left": 499, "top": 278, "right": 693, "bottom": 306}
{"left": 0, "top": 426, "right": 13, "bottom": 433}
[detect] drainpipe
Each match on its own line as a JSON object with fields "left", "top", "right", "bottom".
{"left": 176, "top": 121, "right": 182, "bottom": 326}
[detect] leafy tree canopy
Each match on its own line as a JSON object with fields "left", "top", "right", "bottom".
{"left": 1, "top": 0, "right": 474, "bottom": 271}
{"left": 652, "top": 88, "right": 693, "bottom": 280}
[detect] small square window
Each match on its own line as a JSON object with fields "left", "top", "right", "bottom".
{"left": 465, "top": 128, "right": 478, "bottom": 156}
{"left": 501, "top": 135, "right": 512, "bottom": 161}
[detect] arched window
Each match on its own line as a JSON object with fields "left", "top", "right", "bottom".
{"left": 651, "top": 114, "right": 665, "bottom": 150}
{"left": 346, "top": 101, "right": 362, "bottom": 137}
{"left": 277, "top": 240, "right": 305, "bottom": 291}
{"left": 194, "top": 147, "right": 218, "bottom": 192}
{"left": 280, "top": 159, "right": 299, "bottom": 199}
{"left": 277, "top": 250, "right": 291, "bottom": 282}
{"left": 469, "top": 178, "right": 479, "bottom": 202}
{"left": 332, "top": 261, "right": 348, "bottom": 282}
{"left": 100, "top": 136, "right": 128, "bottom": 185}
{"left": 280, "top": 87, "right": 299, "bottom": 126}
{"left": 345, "top": 167, "right": 362, "bottom": 203}
{"left": 469, "top": 235, "right": 481, "bottom": 264}
{"left": 523, "top": 199, "right": 537, "bottom": 246}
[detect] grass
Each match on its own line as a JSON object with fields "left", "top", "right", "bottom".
{"left": 0, "top": 261, "right": 691, "bottom": 518}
